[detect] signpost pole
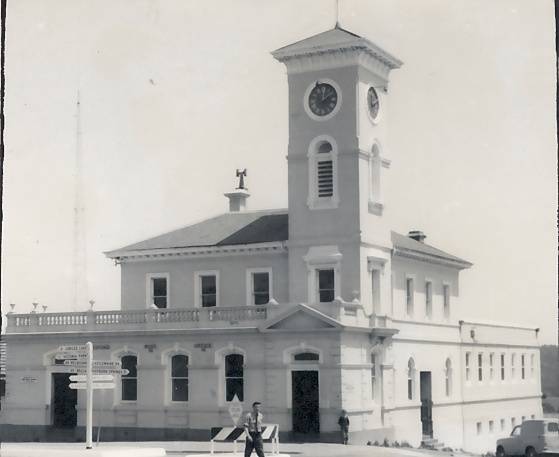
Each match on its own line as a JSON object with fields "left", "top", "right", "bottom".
{"left": 86, "top": 341, "right": 93, "bottom": 449}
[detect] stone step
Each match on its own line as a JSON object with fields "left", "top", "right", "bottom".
{"left": 421, "top": 438, "right": 445, "bottom": 449}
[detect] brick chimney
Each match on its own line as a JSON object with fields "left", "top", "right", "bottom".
{"left": 408, "top": 230, "right": 426, "bottom": 243}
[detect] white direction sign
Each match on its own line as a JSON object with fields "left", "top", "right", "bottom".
{"left": 69, "top": 374, "right": 114, "bottom": 382}
{"left": 90, "top": 368, "right": 129, "bottom": 375}
{"left": 58, "top": 345, "right": 87, "bottom": 352}
{"left": 53, "top": 366, "right": 129, "bottom": 375}
{"left": 69, "top": 382, "right": 116, "bottom": 390}
{"left": 55, "top": 352, "right": 88, "bottom": 360}
{"left": 62, "top": 360, "right": 121, "bottom": 368}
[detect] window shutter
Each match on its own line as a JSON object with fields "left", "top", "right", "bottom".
{"left": 317, "top": 160, "right": 333, "bottom": 197}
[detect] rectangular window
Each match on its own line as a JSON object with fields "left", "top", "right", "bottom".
{"left": 371, "top": 269, "right": 381, "bottom": 314}
{"left": 489, "top": 353, "right": 495, "bottom": 380}
{"left": 511, "top": 417, "right": 516, "bottom": 428}
{"left": 251, "top": 272, "right": 270, "bottom": 305}
{"left": 225, "top": 354, "right": 244, "bottom": 402}
{"left": 406, "top": 277, "right": 414, "bottom": 316}
{"left": 522, "top": 416, "right": 526, "bottom": 422}
{"left": 443, "top": 284, "right": 450, "bottom": 318}
{"left": 501, "top": 353, "right": 506, "bottom": 381}
{"left": 530, "top": 354, "right": 535, "bottom": 378}
{"left": 511, "top": 354, "right": 516, "bottom": 379}
{"left": 425, "top": 281, "right": 432, "bottom": 318}
{"left": 317, "top": 269, "right": 335, "bottom": 303}
{"left": 500, "top": 419, "right": 505, "bottom": 431}
{"left": 121, "top": 355, "right": 137, "bottom": 401}
{"left": 147, "top": 274, "right": 169, "bottom": 308}
{"left": 171, "top": 355, "right": 189, "bottom": 402}
{"left": 521, "top": 354, "right": 525, "bottom": 380}
{"left": 477, "top": 422, "right": 482, "bottom": 435}
{"left": 371, "top": 353, "right": 376, "bottom": 400}
{"left": 465, "top": 352, "right": 471, "bottom": 381}
{"left": 478, "top": 353, "right": 483, "bottom": 382}
{"left": 531, "top": 415, "right": 535, "bottom": 420}
{"left": 489, "top": 420, "right": 494, "bottom": 433}
{"left": 200, "top": 275, "right": 217, "bottom": 307}
{"left": 317, "top": 160, "right": 333, "bottom": 197}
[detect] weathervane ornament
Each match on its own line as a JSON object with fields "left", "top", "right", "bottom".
{"left": 236, "top": 169, "right": 247, "bottom": 190}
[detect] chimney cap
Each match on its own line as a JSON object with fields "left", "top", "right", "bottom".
{"left": 408, "top": 230, "right": 427, "bottom": 243}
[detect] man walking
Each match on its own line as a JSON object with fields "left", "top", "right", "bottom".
{"left": 338, "top": 409, "right": 350, "bottom": 445}
{"left": 244, "top": 401, "right": 265, "bottom": 457}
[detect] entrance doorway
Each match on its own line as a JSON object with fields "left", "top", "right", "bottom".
{"left": 291, "top": 371, "right": 319, "bottom": 434}
{"left": 420, "top": 371, "right": 433, "bottom": 438}
{"left": 52, "top": 373, "right": 77, "bottom": 428}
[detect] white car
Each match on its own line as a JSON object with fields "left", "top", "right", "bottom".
{"left": 496, "top": 420, "right": 559, "bottom": 457}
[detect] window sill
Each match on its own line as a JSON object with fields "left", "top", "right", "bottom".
{"left": 368, "top": 200, "right": 384, "bottom": 215}
{"left": 307, "top": 197, "right": 339, "bottom": 210}
{"left": 165, "top": 402, "right": 189, "bottom": 410}
{"left": 113, "top": 402, "right": 137, "bottom": 410}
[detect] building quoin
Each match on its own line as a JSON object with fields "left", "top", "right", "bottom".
{"left": 1, "top": 25, "right": 542, "bottom": 453}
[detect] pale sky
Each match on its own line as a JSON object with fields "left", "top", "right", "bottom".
{"left": 2, "top": 0, "right": 557, "bottom": 343}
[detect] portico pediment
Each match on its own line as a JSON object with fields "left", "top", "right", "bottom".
{"left": 259, "top": 303, "right": 342, "bottom": 332}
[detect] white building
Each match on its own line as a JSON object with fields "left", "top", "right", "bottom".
{"left": 1, "top": 26, "right": 542, "bottom": 453}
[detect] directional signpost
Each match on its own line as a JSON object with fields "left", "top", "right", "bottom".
{"left": 69, "top": 374, "right": 114, "bottom": 382}
{"left": 53, "top": 342, "right": 126, "bottom": 449}
{"left": 69, "top": 382, "right": 116, "bottom": 390}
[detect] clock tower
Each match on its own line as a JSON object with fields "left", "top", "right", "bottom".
{"left": 272, "top": 26, "right": 402, "bottom": 313}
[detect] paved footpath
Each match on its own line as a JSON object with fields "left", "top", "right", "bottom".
{"left": 0, "top": 441, "right": 470, "bottom": 457}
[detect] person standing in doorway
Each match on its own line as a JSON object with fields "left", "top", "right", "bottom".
{"left": 338, "top": 409, "right": 350, "bottom": 445}
{"left": 244, "top": 401, "right": 265, "bottom": 457}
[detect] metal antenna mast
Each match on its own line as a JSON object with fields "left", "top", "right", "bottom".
{"left": 335, "top": 0, "right": 340, "bottom": 27}
{"left": 72, "top": 91, "right": 88, "bottom": 311}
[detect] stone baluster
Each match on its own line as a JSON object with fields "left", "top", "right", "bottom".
{"left": 87, "top": 300, "right": 96, "bottom": 330}
{"left": 148, "top": 304, "right": 158, "bottom": 326}
{"left": 6, "top": 304, "right": 16, "bottom": 332}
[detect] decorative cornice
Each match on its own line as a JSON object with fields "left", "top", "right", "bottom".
{"left": 393, "top": 247, "right": 472, "bottom": 270}
{"left": 272, "top": 38, "right": 402, "bottom": 71}
{"left": 105, "top": 241, "right": 288, "bottom": 263}
{"left": 459, "top": 319, "right": 538, "bottom": 332}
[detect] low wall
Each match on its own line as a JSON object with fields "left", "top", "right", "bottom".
{"left": 0, "top": 424, "right": 393, "bottom": 445}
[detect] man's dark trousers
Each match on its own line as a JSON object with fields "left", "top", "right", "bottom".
{"left": 244, "top": 432, "right": 265, "bottom": 457}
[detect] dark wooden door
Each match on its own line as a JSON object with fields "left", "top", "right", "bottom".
{"left": 52, "top": 373, "right": 77, "bottom": 428}
{"left": 420, "top": 371, "right": 433, "bottom": 438}
{"left": 291, "top": 371, "right": 319, "bottom": 434}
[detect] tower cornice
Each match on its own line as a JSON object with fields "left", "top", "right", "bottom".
{"left": 272, "top": 27, "right": 402, "bottom": 79}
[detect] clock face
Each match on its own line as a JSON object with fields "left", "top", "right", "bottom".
{"left": 308, "top": 82, "right": 338, "bottom": 117}
{"left": 367, "top": 87, "right": 380, "bottom": 120}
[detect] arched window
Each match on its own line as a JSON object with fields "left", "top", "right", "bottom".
{"left": 225, "top": 354, "right": 244, "bottom": 402}
{"left": 121, "top": 355, "right": 137, "bottom": 401}
{"left": 370, "top": 144, "right": 381, "bottom": 200}
{"left": 307, "top": 136, "right": 338, "bottom": 209}
{"left": 293, "top": 352, "right": 319, "bottom": 362}
{"left": 445, "top": 358, "right": 452, "bottom": 397}
{"left": 171, "top": 354, "right": 189, "bottom": 402}
{"left": 371, "top": 353, "right": 377, "bottom": 400}
{"left": 316, "top": 141, "right": 333, "bottom": 198}
{"left": 407, "top": 358, "right": 415, "bottom": 400}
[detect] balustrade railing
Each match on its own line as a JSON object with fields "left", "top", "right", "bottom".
{"left": 5, "top": 300, "right": 374, "bottom": 334}
{"left": 6, "top": 305, "right": 272, "bottom": 333}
